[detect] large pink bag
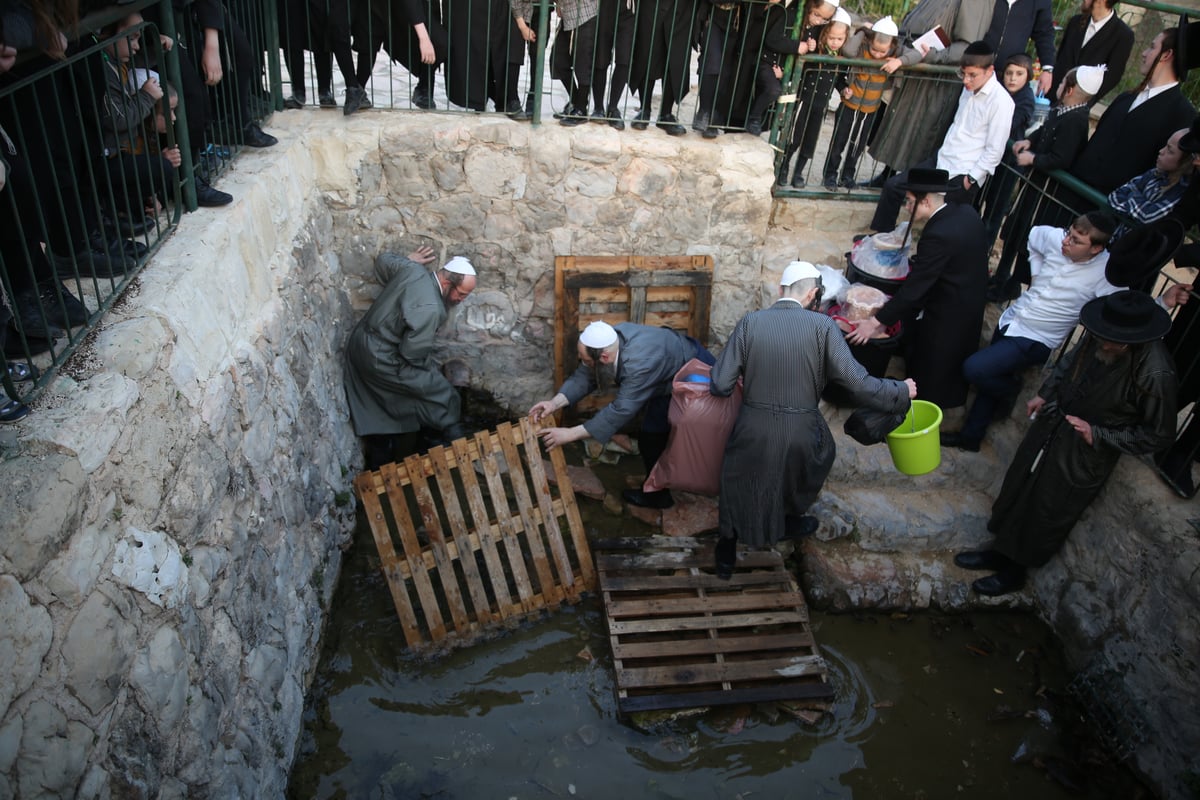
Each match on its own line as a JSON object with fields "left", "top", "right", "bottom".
{"left": 643, "top": 359, "right": 742, "bottom": 495}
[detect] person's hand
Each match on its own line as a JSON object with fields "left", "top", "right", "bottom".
{"left": 1012, "top": 139, "right": 1030, "bottom": 155}
{"left": 516, "top": 18, "right": 536, "bottom": 43}
{"left": 773, "top": 64, "right": 783, "bottom": 80}
{"left": 917, "top": 43, "right": 930, "bottom": 57}
{"left": 846, "top": 316, "right": 884, "bottom": 345}
{"left": 1026, "top": 395, "right": 1046, "bottom": 418}
{"left": 904, "top": 378, "right": 917, "bottom": 399}
{"left": 164, "top": 145, "right": 182, "bottom": 168}
{"left": 407, "top": 244, "right": 436, "bottom": 264}
{"left": 202, "top": 40, "right": 223, "bottom": 85}
{"left": 797, "top": 40, "right": 810, "bottom": 55}
{"left": 529, "top": 399, "right": 558, "bottom": 422}
{"left": 1163, "top": 283, "right": 1193, "bottom": 308}
{"left": 538, "top": 426, "right": 579, "bottom": 449}
{"left": 1015, "top": 151, "right": 1034, "bottom": 167}
{"left": 1036, "top": 70, "right": 1053, "bottom": 97}
{"left": 882, "top": 57, "right": 903, "bottom": 74}
{"left": 1065, "top": 414, "right": 1093, "bottom": 446}
{"left": 0, "top": 43, "right": 17, "bottom": 74}
{"left": 141, "top": 76, "right": 164, "bottom": 101}
{"left": 962, "top": 174, "right": 973, "bottom": 190}
{"left": 418, "top": 31, "right": 437, "bottom": 63}
{"left": 159, "top": 34, "right": 174, "bottom": 51}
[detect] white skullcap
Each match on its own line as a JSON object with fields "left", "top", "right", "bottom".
{"left": 831, "top": 7, "right": 852, "bottom": 26}
{"left": 825, "top": 0, "right": 840, "bottom": 8}
{"left": 781, "top": 261, "right": 822, "bottom": 287}
{"left": 872, "top": 15, "right": 898, "bottom": 37}
{"left": 443, "top": 256, "right": 476, "bottom": 276}
{"left": 579, "top": 321, "right": 618, "bottom": 348}
{"left": 1075, "top": 65, "right": 1105, "bottom": 97}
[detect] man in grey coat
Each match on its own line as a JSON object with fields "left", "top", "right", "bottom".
{"left": 711, "top": 262, "right": 917, "bottom": 579}
{"left": 345, "top": 246, "right": 476, "bottom": 468}
{"left": 530, "top": 320, "right": 714, "bottom": 508}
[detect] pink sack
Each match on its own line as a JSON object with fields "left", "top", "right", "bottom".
{"left": 643, "top": 358, "right": 743, "bottom": 495}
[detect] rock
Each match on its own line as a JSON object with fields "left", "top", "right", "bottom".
{"left": 41, "top": 520, "right": 113, "bottom": 606}
{"left": 0, "top": 576, "right": 53, "bottom": 720}
{"left": 131, "top": 626, "right": 190, "bottom": 730}
{"left": 626, "top": 504, "right": 661, "bottom": 527}
{"left": 544, "top": 461, "right": 605, "bottom": 500}
{"left": 22, "top": 373, "right": 140, "bottom": 473}
{"left": 0, "top": 454, "right": 86, "bottom": 579}
{"left": 62, "top": 591, "right": 136, "bottom": 714}
{"left": 111, "top": 527, "right": 190, "bottom": 609}
{"left": 18, "top": 700, "right": 92, "bottom": 798}
{"left": 661, "top": 493, "right": 718, "bottom": 537}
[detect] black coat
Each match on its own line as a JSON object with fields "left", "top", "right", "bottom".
{"left": 1071, "top": 87, "right": 1196, "bottom": 194}
{"left": 983, "top": 0, "right": 1055, "bottom": 67}
{"left": 875, "top": 203, "right": 989, "bottom": 409}
{"left": 1049, "top": 12, "right": 1135, "bottom": 104}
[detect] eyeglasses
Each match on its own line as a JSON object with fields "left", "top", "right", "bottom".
{"left": 956, "top": 69, "right": 985, "bottom": 81}
{"left": 1063, "top": 231, "right": 1092, "bottom": 246}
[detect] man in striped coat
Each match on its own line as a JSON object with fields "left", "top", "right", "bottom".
{"left": 710, "top": 262, "right": 916, "bottom": 579}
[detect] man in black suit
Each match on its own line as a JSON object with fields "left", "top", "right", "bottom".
{"left": 1048, "top": 0, "right": 1135, "bottom": 104}
{"left": 1071, "top": 25, "right": 1196, "bottom": 195}
{"left": 848, "top": 169, "right": 989, "bottom": 411}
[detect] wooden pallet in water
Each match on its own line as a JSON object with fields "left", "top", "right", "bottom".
{"left": 594, "top": 535, "right": 833, "bottom": 714}
{"left": 354, "top": 418, "right": 595, "bottom": 653}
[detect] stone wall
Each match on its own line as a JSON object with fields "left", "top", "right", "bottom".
{"left": 1, "top": 111, "right": 1195, "bottom": 799}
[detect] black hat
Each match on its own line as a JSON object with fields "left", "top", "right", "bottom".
{"left": 964, "top": 40, "right": 993, "bottom": 57}
{"left": 897, "top": 167, "right": 953, "bottom": 194}
{"left": 1104, "top": 218, "right": 1185, "bottom": 288}
{"left": 1174, "top": 16, "right": 1200, "bottom": 81}
{"left": 1180, "top": 115, "right": 1200, "bottom": 153}
{"left": 1079, "top": 290, "right": 1172, "bottom": 344}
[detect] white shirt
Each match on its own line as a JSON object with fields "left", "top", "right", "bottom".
{"left": 1130, "top": 81, "right": 1180, "bottom": 111}
{"left": 936, "top": 73, "right": 1016, "bottom": 185}
{"left": 1082, "top": 9, "right": 1113, "bottom": 46}
{"left": 999, "top": 225, "right": 1119, "bottom": 348}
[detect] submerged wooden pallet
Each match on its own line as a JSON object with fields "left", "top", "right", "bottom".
{"left": 354, "top": 418, "right": 595, "bottom": 653}
{"left": 594, "top": 535, "right": 832, "bottom": 714}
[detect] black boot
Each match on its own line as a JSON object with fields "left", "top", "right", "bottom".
{"left": 624, "top": 431, "right": 674, "bottom": 507}
{"left": 791, "top": 158, "right": 807, "bottom": 188}
{"left": 715, "top": 536, "right": 737, "bottom": 580}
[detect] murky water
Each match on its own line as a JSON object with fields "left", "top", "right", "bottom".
{"left": 289, "top": 441, "right": 1153, "bottom": 800}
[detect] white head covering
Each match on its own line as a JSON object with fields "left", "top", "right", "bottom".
{"left": 781, "top": 261, "right": 822, "bottom": 287}
{"left": 443, "top": 256, "right": 476, "bottom": 276}
{"left": 1075, "top": 65, "right": 1106, "bottom": 96}
{"left": 872, "top": 15, "right": 899, "bottom": 38}
{"left": 824, "top": 0, "right": 840, "bottom": 8}
{"left": 831, "top": 7, "right": 852, "bottom": 26}
{"left": 579, "top": 321, "right": 618, "bottom": 348}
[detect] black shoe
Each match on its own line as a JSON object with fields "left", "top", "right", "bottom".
{"left": 343, "top": 86, "right": 368, "bottom": 116}
{"left": 622, "top": 488, "right": 674, "bottom": 508}
{"left": 505, "top": 98, "right": 526, "bottom": 119}
{"left": 715, "top": 537, "right": 737, "bottom": 580}
{"left": 7, "top": 361, "right": 38, "bottom": 383}
{"left": 777, "top": 164, "right": 791, "bottom": 186}
{"left": 283, "top": 93, "right": 305, "bottom": 110}
{"left": 692, "top": 109, "right": 710, "bottom": 132}
{"left": 194, "top": 176, "right": 233, "bottom": 207}
{"left": 702, "top": 125, "right": 720, "bottom": 139}
{"left": 657, "top": 114, "right": 686, "bottom": 136}
{"left": 791, "top": 171, "right": 806, "bottom": 188}
{"left": 39, "top": 282, "right": 89, "bottom": 328}
{"left": 103, "top": 213, "right": 152, "bottom": 239}
{"left": 972, "top": 567, "right": 1026, "bottom": 596}
{"left": 0, "top": 398, "right": 30, "bottom": 423}
{"left": 607, "top": 105, "right": 625, "bottom": 131}
{"left": 55, "top": 236, "right": 133, "bottom": 278}
{"left": 242, "top": 122, "right": 278, "bottom": 148}
{"left": 782, "top": 515, "right": 819, "bottom": 541}
{"left": 745, "top": 117, "right": 763, "bottom": 136}
{"left": 12, "top": 290, "right": 65, "bottom": 340}
{"left": 840, "top": 175, "right": 857, "bottom": 189}
{"left": 559, "top": 105, "right": 588, "bottom": 127}
{"left": 319, "top": 91, "right": 337, "bottom": 108}
{"left": 863, "top": 169, "right": 890, "bottom": 189}
{"left": 942, "top": 432, "right": 981, "bottom": 452}
{"left": 823, "top": 176, "right": 838, "bottom": 191}
{"left": 411, "top": 83, "right": 435, "bottom": 110}
{"left": 631, "top": 106, "right": 651, "bottom": 130}
{"left": 953, "top": 549, "right": 1012, "bottom": 571}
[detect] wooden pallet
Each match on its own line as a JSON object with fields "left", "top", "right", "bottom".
{"left": 555, "top": 255, "right": 713, "bottom": 415}
{"left": 594, "top": 535, "right": 832, "bottom": 714}
{"left": 354, "top": 418, "right": 595, "bottom": 653}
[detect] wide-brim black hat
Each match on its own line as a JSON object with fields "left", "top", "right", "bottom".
{"left": 1105, "top": 217, "right": 1185, "bottom": 288}
{"left": 1175, "top": 16, "right": 1200, "bottom": 82}
{"left": 897, "top": 167, "right": 954, "bottom": 194}
{"left": 1079, "top": 290, "right": 1172, "bottom": 344}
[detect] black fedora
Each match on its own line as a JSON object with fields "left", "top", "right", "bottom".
{"left": 897, "top": 167, "right": 954, "bottom": 194}
{"left": 1079, "top": 290, "right": 1172, "bottom": 344}
{"left": 1180, "top": 114, "right": 1200, "bottom": 153}
{"left": 1105, "top": 217, "right": 1185, "bottom": 288}
{"left": 1175, "top": 16, "right": 1200, "bottom": 82}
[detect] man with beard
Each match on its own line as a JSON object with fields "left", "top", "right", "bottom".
{"left": 710, "top": 262, "right": 916, "bottom": 579}
{"left": 529, "top": 320, "right": 714, "bottom": 508}
{"left": 954, "top": 290, "right": 1178, "bottom": 596}
{"left": 345, "top": 247, "right": 476, "bottom": 468}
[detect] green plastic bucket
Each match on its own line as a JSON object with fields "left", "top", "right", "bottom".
{"left": 885, "top": 400, "right": 943, "bottom": 475}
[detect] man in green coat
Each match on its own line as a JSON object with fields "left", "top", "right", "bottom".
{"left": 345, "top": 246, "right": 477, "bottom": 468}
{"left": 954, "top": 290, "right": 1178, "bottom": 596}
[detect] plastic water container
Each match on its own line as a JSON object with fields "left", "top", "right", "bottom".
{"left": 886, "top": 400, "right": 943, "bottom": 475}
{"left": 1028, "top": 95, "right": 1051, "bottom": 134}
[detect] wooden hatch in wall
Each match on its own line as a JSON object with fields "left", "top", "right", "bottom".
{"left": 555, "top": 255, "right": 714, "bottom": 415}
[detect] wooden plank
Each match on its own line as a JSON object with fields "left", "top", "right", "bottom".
{"left": 595, "top": 549, "right": 780, "bottom": 571}
{"left": 430, "top": 442, "right": 493, "bottom": 626}
{"left": 475, "top": 429, "right": 536, "bottom": 610}
{"left": 406, "top": 454, "right": 470, "bottom": 636}
{"left": 606, "top": 592, "right": 809, "bottom": 618}
{"left": 497, "top": 422, "right": 562, "bottom": 607}
{"left": 520, "top": 419, "right": 578, "bottom": 598}
{"left": 354, "top": 473, "right": 423, "bottom": 647}
{"left": 611, "top": 632, "right": 815, "bottom": 660}
{"left": 599, "top": 571, "right": 790, "bottom": 592}
{"left": 617, "top": 655, "right": 828, "bottom": 688}
{"left": 563, "top": 270, "right": 713, "bottom": 290}
{"left": 450, "top": 437, "right": 515, "bottom": 617}
{"left": 381, "top": 462, "right": 446, "bottom": 642}
{"left": 608, "top": 610, "right": 810, "bottom": 635}
{"left": 579, "top": 286, "right": 694, "bottom": 304}
{"left": 545, "top": 428, "right": 594, "bottom": 588}
{"left": 616, "top": 682, "right": 834, "bottom": 713}
{"left": 629, "top": 285, "right": 647, "bottom": 325}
